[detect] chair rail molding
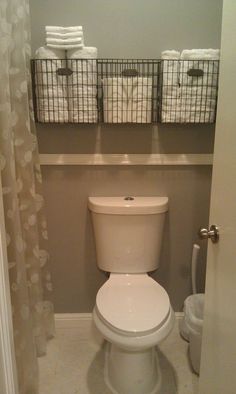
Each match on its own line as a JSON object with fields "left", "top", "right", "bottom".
{"left": 39, "top": 153, "right": 213, "bottom": 166}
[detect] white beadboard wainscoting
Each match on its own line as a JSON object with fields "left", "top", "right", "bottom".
{"left": 39, "top": 153, "right": 213, "bottom": 166}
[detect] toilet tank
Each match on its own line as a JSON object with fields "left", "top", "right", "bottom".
{"left": 88, "top": 196, "right": 168, "bottom": 273}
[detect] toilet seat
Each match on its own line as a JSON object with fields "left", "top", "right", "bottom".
{"left": 96, "top": 273, "right": 170, "bottom": 336}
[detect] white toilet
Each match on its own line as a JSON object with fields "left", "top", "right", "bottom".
{"left": 88, "top": 196, "right": 175, "bottom": 394}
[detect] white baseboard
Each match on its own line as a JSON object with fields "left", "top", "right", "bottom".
{"left": 54, "top": 312, "right": 184, "bottom": 329}
{"left": 54, "top": 313, "right": 92, "bottom": 328}
{"left": 175, "top": 312, "right": 184, "bottom": 319}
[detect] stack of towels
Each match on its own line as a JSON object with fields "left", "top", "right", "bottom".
{"left": 102, "top": 77, "right": 153, "bottom": 123}
{"left": 161, "top": 50, "right": 180, "bottom": 123}
{"left": 34, "top": 26, "right": 98, "bottom": 123}
{"left": 161, "top": 49, "right": 220, "bottom": 123}
{"left": 45, "top": 26, "right": 84, "bottom": 50}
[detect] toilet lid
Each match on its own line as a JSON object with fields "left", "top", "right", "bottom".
{"left": 96, "top": 274, "right": 170, "bottom": 334}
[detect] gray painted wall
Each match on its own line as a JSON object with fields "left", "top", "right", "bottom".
{"left": 29, "top": 0, "right": 223, "bottom": 312}
{"left": 30, "top": 0, "right": 222, "bottom": 57}
{"left": 43, "top": 165, "right": 212, "bottom": 312}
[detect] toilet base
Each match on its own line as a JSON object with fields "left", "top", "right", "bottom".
{"left": 104, "top": 342, "right": 161, "bottom": 394}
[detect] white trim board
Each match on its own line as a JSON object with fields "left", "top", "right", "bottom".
{"left": 55, "top": 313, "right": 92, "bottom": 328}
{"left": 54, "top": 312, "right": 184, "bottom": 329}
{"left": 40, "top": 153, "right": 213, "bottom": 166}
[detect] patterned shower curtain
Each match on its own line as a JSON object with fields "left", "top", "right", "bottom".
{"left": 0, "top": 0, "right": 54, "bottom": 392}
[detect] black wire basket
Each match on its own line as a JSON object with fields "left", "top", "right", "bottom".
{"left": 31, "top": 58, "right": 219, "bottom": 124}
{"left": 159, "top": 59, "right": 219, "bottom": 123}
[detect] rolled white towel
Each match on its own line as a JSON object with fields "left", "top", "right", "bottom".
{"left": 68, "top": 97, "right": 98, "bottom": 123}
{"left": 161, "top": 50, "right": 180, "bottom": 60}
{"left": 67, "top": 46, "right": 98, "bottom": 59}
{"left": 179, "top": 49, "right": 220, "bottom": 87}
{"left": 179, "top": 86, "right": 217, "bottom": 123}
{"left": 179, "top": 48, "right": 219, "bottom": 123}
{"left": 45, "top": 26, "right": 83, "bottom": 33}
{"left": 180, "top": 59, "right": 219, "bottom": 87}
{"left": 67, "top": 47, "right": 98, "bottom": 95}
{"left": 180, "top": 49, "right": 220, "bottom": 60}
{"left": 161, "top": 90, "right": 181, "bottom": 123}
{"left": 67, "top": 47, "right": 98, "bottom": 123}
{"left": 35, "top": 46, "right": 65, "bottom": 59}
{"left": 36, "top": 98, "right": 69, "bottom": 123}
{"left": 161, "top": 50, "right": 180, "bottom": 86}
{"left": 35, "top": 46, "right": 65, "bottom": 85}
{"left": 161, "top": 50, "right": 181, "bottom": 122}
{"left": 34, "top": 46, "right": 68, "bottom": 122}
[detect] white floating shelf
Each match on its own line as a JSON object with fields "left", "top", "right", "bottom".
{"left": 39, "top": 153, "right": 213, "bottom": 166}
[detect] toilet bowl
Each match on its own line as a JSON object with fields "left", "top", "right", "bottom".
{"left": 94, "top": 273, "right": 174, "bottom": 350}
{"left": 93, "top": 273, "right": 174, "bottom": 394}
{"left": 88, "top": 196, "right": 174, "bottom": 394}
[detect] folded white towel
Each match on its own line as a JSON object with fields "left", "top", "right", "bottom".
{"left": 46, "top": 31, "right": 83, "bottom": 39}
{"left": 103, "top": 100, "right": 127, "bottom": 123}
{"left": 127, "top": 99, "right": 152, "bottom": 123}
{"left": 131, "top": 77, "right": 152, "bottom": 100}
{"left": 180, "top": 49, "right": 220, "bottom": 60}
{"left": 161, "top": 50, "right": 180, "bottom": 60}
{"left": 47, "top": 43, "right": 84, "bottom": 50}
{"left": 103, "top": 98, "right": 152, "bottom": 123}
{"left": 102, "top": 77, "right": 130, "bottom": 100}
{"left": 67, "top": 46, "right": 98, "bottom": 59}
{"left": 46, "top": 37, "right": 83, "bottom": 45}
{"left": 102, "top": 77, "right": 152, "bottom": 123}
{"left": 34, "top": 46, "right": 68, "bottom": 122}
{"left": 35, "top": 46, "right": 65, "bottom": 59}
{"left": 45, "top": 26, "right": 83, "bottom": 33}
{"left": 102, "top": 77, "right": 152, "bottom": 101}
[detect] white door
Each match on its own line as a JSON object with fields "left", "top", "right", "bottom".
{"left": 199, "top": 0, "right": 236, "bottom": 393}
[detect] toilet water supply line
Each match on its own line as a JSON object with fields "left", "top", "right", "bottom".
{"left": 191, "top": 244, "right": 200, "bottom": 294}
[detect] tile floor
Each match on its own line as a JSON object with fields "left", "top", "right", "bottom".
{"left": 39, "top": 318, "right": 199, "bottom": 394}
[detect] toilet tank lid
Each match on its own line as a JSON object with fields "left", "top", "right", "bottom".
{"left": 88, "top": 196, "right": 168, "bottom": 214}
